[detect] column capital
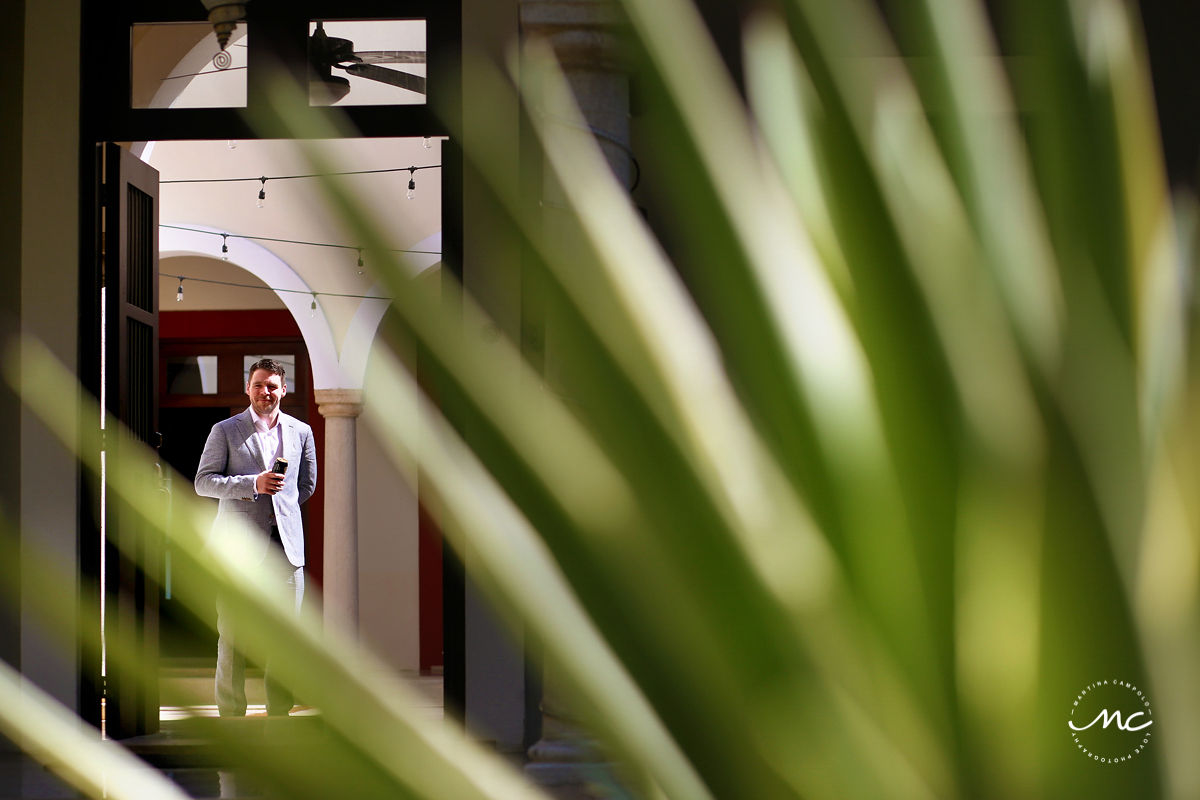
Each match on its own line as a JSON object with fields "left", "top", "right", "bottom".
{"left": 519, "top": 0, "right": 627, "bottom": 72}
{"left": 314, "top": 388, "right": 364, "bottom": 419}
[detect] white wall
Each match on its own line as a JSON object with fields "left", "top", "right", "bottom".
{"left": 160, "top": 255, "right": 286, "bottom": 310}
{"left": 356, "top": 337, "right": 421, "bottom": 673}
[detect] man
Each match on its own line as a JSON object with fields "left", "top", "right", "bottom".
{"left": 195, "top": 358, "right": 318, "bottom": 717}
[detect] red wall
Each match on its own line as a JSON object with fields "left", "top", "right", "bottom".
{"left": 160, "top": 309, "right": 300, "bottom": 340}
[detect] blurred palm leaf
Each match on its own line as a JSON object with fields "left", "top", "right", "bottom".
{"left": 9, "top": 339, "right": 549, "bottom": 800}
{"left": 0, "top": 597, "right": 190, "bottom": 800}
{"left": 4, "top": 0, "right": 1198, "bottom": 797}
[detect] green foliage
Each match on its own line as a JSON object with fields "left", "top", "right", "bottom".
{"left": 5, "top": 0, "right": 1199, "bottom": 797}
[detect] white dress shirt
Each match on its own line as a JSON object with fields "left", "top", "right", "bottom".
{"left": 252, "top": 408, "right": 283, "bottom": 470}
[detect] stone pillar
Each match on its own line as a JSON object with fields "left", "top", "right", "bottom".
{"left": 520, "top": 0, "right": 632, "bottom": 188}
{"left": 518, "top": 2, "right": 630, "bottom": 797}
{"left": 314, "top": 389, "right": 363, "bottom": 632}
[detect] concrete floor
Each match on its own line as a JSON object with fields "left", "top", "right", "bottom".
{"left": 157, "top": 662, "right": 444, "bottom": 721}
{"left": 0, "top": 668, "right": 444, "bottom": 799}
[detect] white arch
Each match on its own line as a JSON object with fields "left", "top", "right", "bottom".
{"left": 160, "top": 224, "right": 345, "bottom": 389}
{"left": 340, "top": 231, "right": 442, "bottom": 387}
{"left": 161, "top": 225, "right": 441, "bottom": 391}
{"left": 148, "top": 27, "right": 248, "bottom": 110}
{"left": 131, "top": 29, "right": 246, "bottom": 162}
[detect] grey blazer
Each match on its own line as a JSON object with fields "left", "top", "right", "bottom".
{"left": 195, "top": 408, "right": 317, "bottom": 567}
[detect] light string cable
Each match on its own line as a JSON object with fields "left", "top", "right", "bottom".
{"left": 165, "top": 271, "right": 392, "bottom": 302}
{"left": 160, "top": 223, "right": 442, "bottom": 257}
{"left": 539, "top": 114, "right": 641, "bottom": 191}
{"left": 161, "top": 164, "right": 443, "bottom": 204}
{"left": 162, "top": 223, "right": 444, "bottom": 302}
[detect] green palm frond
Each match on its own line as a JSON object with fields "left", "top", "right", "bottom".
{"left": 4, "top": 0, "right": 1197, "bottom": 797}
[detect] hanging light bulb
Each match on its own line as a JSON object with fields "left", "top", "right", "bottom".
{"left": 176, "top": 276, "right": 184, "bottom": 302}
{"left": 227, "top": 140, "right": 238, "bottom": 150}
{"left": 356, "top": 249, "right": 364, "bottom": 275}
{"left": 407, "top": 167, "right": 416, "bottom": 200}
{"left": 257, "top": 176, "right": 267, "bottom": 208}
{"left": 310, "top": 294, "right": 318, "bottom": 318}
{"left": 422, "top": 136, "right": 432, "bottom": 150}
{"left": 221, "top": 234, "right": 229, "bottom": 260}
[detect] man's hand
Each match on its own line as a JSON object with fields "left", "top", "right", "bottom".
{"left": 256, "top": 470, "right": 285, "bottom": 496}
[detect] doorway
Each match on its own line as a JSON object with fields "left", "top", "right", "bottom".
{"left": 146, "top": 135, "right": 441, "bottom": 710}
{"left": 155, "top": 313, "right": 327, "bottom": 718}
{"left": 157, "top": 321, "right": 318, "bottom": 667}
{"left": 82, "top": 0, "right": 460, "bottom": 736}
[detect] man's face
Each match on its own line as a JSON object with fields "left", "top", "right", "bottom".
{"left": 247, "top": 368, "right": 286, "bottom": 417}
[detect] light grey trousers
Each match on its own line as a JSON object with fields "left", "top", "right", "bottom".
{"left": 215, "top": 563, "right": 304, "bottom": 716}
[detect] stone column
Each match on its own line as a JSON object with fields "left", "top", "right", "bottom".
{"left": 518, "top": 2, "right": 630, "bottom": 797}
{"left": 314, "top": 389, "right": 363, "bottom": 632}
{"left": 520, "top": 0, "right": 632, "bottom": 188}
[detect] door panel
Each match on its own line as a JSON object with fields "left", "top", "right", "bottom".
{"left": 103, "top": 143, "right": 161, "bottom": 739}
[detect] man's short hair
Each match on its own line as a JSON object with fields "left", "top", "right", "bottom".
{"left": 247, "top": 357, "right": 287, "bottom": 384}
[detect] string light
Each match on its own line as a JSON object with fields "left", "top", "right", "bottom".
{"left": 161, "top": 163, "right": 447, "bottom": 206}
{"left": 161, "top": 164, "right": 441, "bottom": 185}
{"left": 161, "top": 224, "right": 441, "bottom": 258}
{"left": 422, "top": 136, "right": 432, "bottom": 149}
{"left": 310, "top": 294, "right": 318, "bottom": 317}
{"left": 162, "top": 271, "right": 392, "bottom": 301}
{"left": 220, "top": 233, "right": 229, "bottom": 260}
{"left": 176, "top": 276, "right": 184, "bottom": 302}
{"left": 356, "top": 249, "right": 364, "bottom": 275}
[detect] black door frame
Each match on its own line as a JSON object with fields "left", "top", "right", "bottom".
{"left": 77, "top": 0, "right": 464, "bottom": 731}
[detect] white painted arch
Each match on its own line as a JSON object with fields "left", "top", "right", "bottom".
{"left": 161, "top": 224, "right": 439, "bottom": 391}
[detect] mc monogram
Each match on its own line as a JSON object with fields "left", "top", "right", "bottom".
{"left": 1068, "top": 708, "right": 1153, "bottom": 733}
{"left": 1067, "top": 680, "right": 1154, "bottom": 764}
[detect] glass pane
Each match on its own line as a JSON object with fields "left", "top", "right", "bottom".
{"left": 166, "top": 356, "right": 218, "bottom": 395}
{"left": 309, "top": 20, "right": 426, "bottom": 107}
{"left": 131, "top": 22, "right": 248, "bottom": 109}
{"left": 244, "top": 355, "right": 300, "bottom": 393}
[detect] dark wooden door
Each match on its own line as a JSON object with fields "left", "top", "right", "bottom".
{"left": 103, "top": 143, "right": 161, "bottom": 739}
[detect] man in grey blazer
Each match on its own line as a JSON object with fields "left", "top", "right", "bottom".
{"left": 195, "top": 357, "right": 318, "bottom": 716}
